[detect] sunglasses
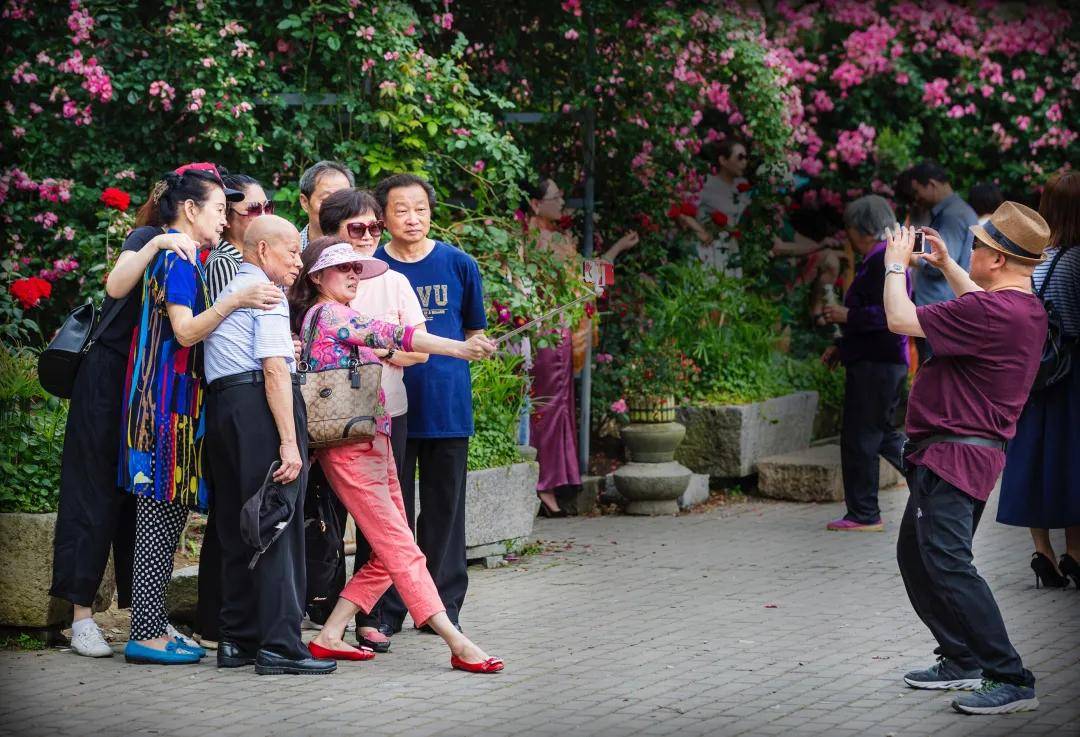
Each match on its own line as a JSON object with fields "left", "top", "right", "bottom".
{"left": 333, "top": 262, "right": 367, "bottom": 275}
{"left": 346, "top": 220, "right": 384, "bottom": 239}
{"left": 232, "top": 201, "right": 275, "bottom": 217}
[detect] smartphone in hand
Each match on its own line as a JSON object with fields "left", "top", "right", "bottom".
{"left": 912, "top": 230, "right": 925, "bottom": 255}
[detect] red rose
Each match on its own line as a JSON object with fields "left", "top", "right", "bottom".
{"left": 100, "top": 187, "right": 132, "bottom": 212}
{"left": 737, "top": 182, "right": 751, "bottom": 192}
{"left": 666, "top": 203, "right": 682, "bottom": 219}
{"left": 9, "top": 276, "right": 52, "bottom": 310}
{"left": 679, "top": 201, "right": 698, "bottom": 217}
{"left": 556, "top": 214, "right": 574, "bottom": 231}
{"left": 710, "top": 211, "right": 729, "bottom": 227}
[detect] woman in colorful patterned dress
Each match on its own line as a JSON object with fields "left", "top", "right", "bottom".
{"left": 119, "top": 164, "right": 283, "bottom": 665}
{"left": 289, "top": 239, "right": 505, "bottom": 673}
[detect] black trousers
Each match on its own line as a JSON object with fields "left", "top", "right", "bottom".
{"left": 195, "top": 505, "right": 221, "bottom": 639}
{"left": 51, "top": 344, "right": 136, "bottom": 609}
{"left": 378, "top": 436, "right": 470, "bottom": 630}
{"left": 840, "top": 361, "right": 906, "bottom": 524}
{"left": 205, "top": 382, "right": 308, "bottom": 659}
{"left": 353, "top": 413, "right": 408, "bottom": 629}
{"left": 897, "top": 465, "right": 1033, "bottom": 687}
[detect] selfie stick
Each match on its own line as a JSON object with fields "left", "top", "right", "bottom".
{"left": 494, "top": 288, "right": 602, "bottom": 345}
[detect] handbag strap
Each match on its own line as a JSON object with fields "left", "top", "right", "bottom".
{"left": 299, "top": 303, "right": 358, "bottom": 373}
{"left": 88, "top": 294, "right": 129, "bottom": 344}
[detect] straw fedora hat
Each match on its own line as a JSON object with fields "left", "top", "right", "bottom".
{"left": 969, "top": 201, "right": 1051, "bottom": 264}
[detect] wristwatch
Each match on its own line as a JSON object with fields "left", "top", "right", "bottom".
{"left": 885, "top": 262, "right": 906, "bottom": 275}
{"left": 385, "top": 347, "right": 397, "bottom": 360}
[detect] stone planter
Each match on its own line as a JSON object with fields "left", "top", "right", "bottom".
{"left": 0, "top": 512, "right": 115, "bottom": 633}
{"left": 675, "top": 391, "right": 819, "bottom": 478}
{"left": 613, "top": 421, "right": 692, "bottom": 516}
{"left": 416, "top": 461, "right": 540, "bottom": 561}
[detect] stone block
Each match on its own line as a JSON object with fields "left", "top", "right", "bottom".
{"left": 756, "top": 444, "right": 903, "bottom": 502}
{"left": 435, "top": 462, "right": 539, "bottom": 560}
{"left": 675, "top": 391, "right": 819, "bottom": 478}
{"left": 613, "top": 461, "right": 692, "bottom": 516}
{"left": 679, "top": 473, "right": 711, "bottom": 509}
{"left": 166, "top": 565, "right": 199, "bottom": 626}
{"left": 561, "top": 475, "right": 601, "bottom": 516}
{"left": 0, "top": 512, "right": 115, "bottom": 629}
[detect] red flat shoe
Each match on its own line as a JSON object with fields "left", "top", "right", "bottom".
{"left": 308, "top": 641, "right": 375, "bottom": 661}
{"left": 450, "top": 655, "right": 504, "bottom": 673}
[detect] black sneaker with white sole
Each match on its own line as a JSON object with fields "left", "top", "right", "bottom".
{"left": 904, "top": 656, "right": 983, "bottom": 690}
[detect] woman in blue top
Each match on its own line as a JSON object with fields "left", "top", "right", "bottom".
{"left": 118, "top": 165, "right": 282, "bottom": 665}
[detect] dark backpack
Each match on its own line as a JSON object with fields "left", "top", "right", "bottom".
{"left": 303, "top": 460, "right": 347, "bottom": 624}
{"left": 1031, "top": 247, "right": 1076, "bottom": 392}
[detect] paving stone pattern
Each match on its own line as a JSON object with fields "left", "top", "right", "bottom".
{"left": 1, "top": 487, "right": 1077, "bottom": 737}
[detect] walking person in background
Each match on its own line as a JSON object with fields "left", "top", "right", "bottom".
{"left": 51, "top": 188, "right": 199, "bottom": 658}
{"left": 998, "top": 171, "right": 1080, "bottom": 589}
{"left": 821, "top": 196, "right": 908, "bottom": 533}
{"left": 906, "top": 160, "right": 978, "bottom": 364}
{"left": 297, "top": 160, "right": 353, "bottom": 250}
{"left": 119, "top": 164, "right": 282, "bottom": 666}
{"left": 197, "top": 171, "right": 272, "bottom": 646}
{"left": 204, "top": 216, "right": 336, "bottom": 676}
{"left": 289, "top": 239, "right": 503, "bottom": 673}
{"left": 318, "top": 188, "right": 429, "bottom": 651}
{"left": 371, "top": 173, "right": 486, "bottom": 636}
{"left": 524, "top": 178, "right": 637, "bottom": 516}
{"left": 885, "top": 202, "right": 1050, "bottom": 715}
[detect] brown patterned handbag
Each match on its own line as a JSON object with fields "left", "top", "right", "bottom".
{"left": 298, "top": 304, "right": 383, "bottom": 449}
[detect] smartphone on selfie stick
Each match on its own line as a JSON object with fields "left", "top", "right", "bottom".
{"left": 912, "top": 229, "right": 925, "bottom": 255}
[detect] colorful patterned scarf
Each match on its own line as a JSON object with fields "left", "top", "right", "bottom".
{"left": 119, "top": 250, "right": 210, "bottom": 511}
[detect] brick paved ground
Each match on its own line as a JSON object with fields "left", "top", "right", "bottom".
{"left": 1, "top": 486, "right": 1078, "bottom": 737}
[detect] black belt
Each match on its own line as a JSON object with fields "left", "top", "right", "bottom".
{"left": 907, "top": 433, "right": 1007, "bottom": 454}
{"left": 207, "top": 370, "right": 302, "bottom": 393}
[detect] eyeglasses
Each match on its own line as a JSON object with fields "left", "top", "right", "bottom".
{"left": 232, "top": 201, "right": 275, "bottom": 217}
{"left": 346, "top": 221, "right": 384, "bottom": 239}
{"left": 332, "top": 262, "right": 367, "bottom": 275}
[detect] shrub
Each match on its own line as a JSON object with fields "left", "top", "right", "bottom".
{"left": 467, "top": 352, "right": 528, "bottom": 471}
{"left": 0, "top": 347, "right": 66, "bottom": 513}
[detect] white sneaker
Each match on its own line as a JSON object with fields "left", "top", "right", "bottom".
{"left": 70, "top": 623, "right": 113, "bottom": 658}
{"left": 300, "top": 614, "right": 324, "bottom": 631}
{"left": 166, "top": 624, "right": 200, "bottom": 649}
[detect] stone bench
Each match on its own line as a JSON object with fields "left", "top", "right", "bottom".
{"left": 756, "top": 444, "right": 904, "bottom": 502}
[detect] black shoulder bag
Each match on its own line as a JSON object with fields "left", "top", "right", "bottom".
{"left": 37, "top": 295, "right": 129, "bottom": 399}
{"left": 1031, "top": 248, "right": 1076, "bottom": 393}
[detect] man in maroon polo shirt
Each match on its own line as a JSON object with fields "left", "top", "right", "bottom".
{"left": 881, "top": 202, "right": 1050, "bottom": 716}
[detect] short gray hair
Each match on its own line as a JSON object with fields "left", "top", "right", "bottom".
{"left": 843, "top": 195, "right": 896, "bottom": 239}
{"left": 299, "top": 160, "right": 355, "bottom": 198}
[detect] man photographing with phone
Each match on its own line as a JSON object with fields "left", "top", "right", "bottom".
{"left": 882, "top": 202, "right": 1051, "bottom": 715}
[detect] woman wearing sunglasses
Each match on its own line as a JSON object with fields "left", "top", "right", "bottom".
{"left": 205, "top": 173, "right": 274, "bottom": 303}
{"left": 316, "top": 188, "right": 429, "bottom": 651}
{"left": 288, "top": 238, "right": 504, "bottom": 673}
{"left": 679, "top": 139, "right": 752, "bottom": 276}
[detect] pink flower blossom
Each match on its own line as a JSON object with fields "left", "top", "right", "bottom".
{"left": 1046, "top": 103, "right": 1063, "bottom": 122}
{"left": 1011, "top": 68, "right": 1026, "bottom": 81}
{"left": 1015, "top": 115, "right": 1031, "bottom": 132}
{"left": 564, "top": 29, "right": 579, "bottom": 41}
{"left": 201, "top": 57, "right": 216, "bottom": 68}
{"left": 12, "top": 126, "right": 26, "bottom": 138}
{"left": 610, "top": 399, "right": 628, "bottom": 414}
{"left": 471, "top": 160, "right": 486, "bottom": 173}
{"left": 947, "top": 105, "right": 966, "bottom": 119}
{"left": 1033, "top": 86, "right": 1046, "bottom": 104}
{"left": 218, "top": 21, "right": 244, "bottom": 37}
{"left": 921, "top": 78, "right": 951, "bottom": 108}
{"left": 11, "top": 62, "right": 38, "bottom": 84}
{"left": 834, "top": 123, "right": 876, "bottom": 167}
{"left": 231, "top": 39, "right": 253, "bottom": 58}
{"left": 811, "top": 89, "right": 834, "bottom": 112}
{"left": 28, "top": 102, "right": 43, "bottom": 114}
{"left": 561, "top": 0, "right": 582, "bottom": 17}
{"left": 32, "top": 211, "right": 59, "bottom": 229}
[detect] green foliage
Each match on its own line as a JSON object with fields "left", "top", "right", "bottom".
{"left": 467, "top": 352, "right": 528, "bottom": 471}
{"left": 0, "top": 633, "right": 47, "bottom": 651}
{"left": 0, "top": 347, "right": 66, "bottom": 513}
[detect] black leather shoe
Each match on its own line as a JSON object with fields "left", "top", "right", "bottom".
{"left": 216, "top": 640, "right": 257, "bottom": 668}
{"left": 254, "top": 649, "right": 336, "bottom": 676}
{"left": 357, "top": 623, "right": 395, "bottom": 653}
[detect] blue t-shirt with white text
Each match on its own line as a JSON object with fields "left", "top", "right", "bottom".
{"left": 374, "top": 241, "right": 487, "bottom": 438}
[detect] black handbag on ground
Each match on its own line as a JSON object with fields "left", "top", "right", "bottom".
{"left": 1031, "top": 248, "right": 1076, "bottom": 393}
{"left": 37, "top": 296, "right": 127, "bottom": 398}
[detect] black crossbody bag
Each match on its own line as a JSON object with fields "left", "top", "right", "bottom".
{"left": 37, "top": 295, "right": 129, "bottom": 399}
{"left": 1031, "top": 247, "right": 1076, "bottom": 393}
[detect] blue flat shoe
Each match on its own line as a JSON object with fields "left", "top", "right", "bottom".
{"left": 166, "top": 625, "right": 207, "bottom": 658}
{"left": 124, "top": 639, "right": 201, "bottom": 665}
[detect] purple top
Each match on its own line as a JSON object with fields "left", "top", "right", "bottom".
{"left": 837, "top": 241, "right": 910, "bottom": 367}
{"left": 300, "top": 301, "right": 415, "bottom": 437}
{"left": 905, "top": 290, "right": 1046, "bottom": 500}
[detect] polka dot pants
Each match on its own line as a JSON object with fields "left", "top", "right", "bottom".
{"left": 129, "top": 496, "right": 188, "bottom": 642}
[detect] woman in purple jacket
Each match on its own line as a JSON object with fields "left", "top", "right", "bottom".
{"left": 821, "top": 195, "right": 910, "bottom": 532}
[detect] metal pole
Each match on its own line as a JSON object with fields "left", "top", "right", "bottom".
{"left": 577, "top": 2, "right": 597, "bottom": 475}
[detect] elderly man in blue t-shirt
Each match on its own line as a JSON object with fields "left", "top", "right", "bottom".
{"left": 365, "top": 173, "right": 488, "bottom": 639}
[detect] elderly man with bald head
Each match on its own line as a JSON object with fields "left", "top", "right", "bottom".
{"left": 203, "top": 215, "right": 336, "bottom": 676}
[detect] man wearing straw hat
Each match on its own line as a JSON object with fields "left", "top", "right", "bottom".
{"left": 882, "top": 202, "right": 1051, "bottom": 715}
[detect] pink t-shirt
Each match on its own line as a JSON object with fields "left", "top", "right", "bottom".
{"left": 905, "top": 289, "right": 1046, "bottom": 500}
{"left": 350, "top": 269, "right": 426, "bottom": 417}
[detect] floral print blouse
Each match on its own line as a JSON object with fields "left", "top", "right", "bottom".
{"left": 300, "top": 301, "right": 415, "bottom": 436}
